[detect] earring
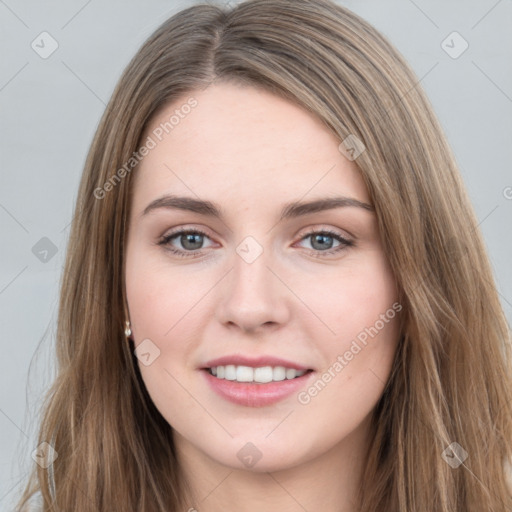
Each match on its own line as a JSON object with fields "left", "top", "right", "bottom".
{"left": 124, "top": 320, "right": 132, "bottom": 338}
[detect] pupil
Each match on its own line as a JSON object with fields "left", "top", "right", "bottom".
{"left": 312, "top": 234, "right": 333, "bottom": 250}
{"left": 182, "top": 233, "right": 203, "bottom": 250}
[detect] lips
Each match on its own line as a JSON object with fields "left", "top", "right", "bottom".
{"left": 200, "top": 354, "right": 315, "bottom": 407}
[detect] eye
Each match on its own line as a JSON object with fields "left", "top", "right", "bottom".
{"left": 158, "top": 228, "right": 215, "bottom": 258}
{"left": 157, "top": 227, "right": 354, "bottom": 258}
{"left": 295, "top": 229, "right": 354, "bottom": 257}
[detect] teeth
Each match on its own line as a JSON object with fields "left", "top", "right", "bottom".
{"left": 236, "top": 365, "right": 254, "bottom": 382}
{"left": 208, "top": 365, "right": 307, "bottom": 383}
{"left": 254, "top": 366, "right": 273, "bottom": 383}
{"left": 286, "top": 368, "right": 297, "bottom": 380}
{"left": 225, "top": 365, "right": 237, "bottom": 380}
{"left": 273, "top": 366, "right": 286, "bottom": 381}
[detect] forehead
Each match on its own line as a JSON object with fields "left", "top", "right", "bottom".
{"left": 133, "top": 82, "right": 369, "bottom": 209}
{"left": 141, "top": 82, "right": 340, "bottom": 166}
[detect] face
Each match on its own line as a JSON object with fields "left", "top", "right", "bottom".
{"left": 125, "top": 82, "right": 401, "bottom": 473}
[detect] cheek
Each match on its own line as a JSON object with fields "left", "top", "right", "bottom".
{"left": 299, "top": 252, "right": 399, "bottom": 346}
{"left": 125, "top": 252, "right": 194, "bottom": 377}
{"left": 296, "top": 274, "right": 400, "bottom": 441}
{"left": 306, "top": 251, "right": 400, "bottom": 403}
{"left": 125, "top": 259, "right": 200, "bottom": 425}
{"left": 125, "top": 249, "right": 207, "bottom": 340}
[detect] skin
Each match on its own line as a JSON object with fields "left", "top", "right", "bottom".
{"left": 125, "top": 82, "right": 401, "bottom": 512}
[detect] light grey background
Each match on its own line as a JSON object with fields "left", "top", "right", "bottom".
{"left": 1, "top": 0, "right": 511, "bottom": 508}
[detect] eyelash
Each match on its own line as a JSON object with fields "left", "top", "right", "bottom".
{"left": 157, "top": 227, "right": 354, "bottom": 259}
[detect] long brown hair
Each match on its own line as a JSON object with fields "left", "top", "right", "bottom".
{"left": 17, "top": 0, "right": 512, "bottom": 510}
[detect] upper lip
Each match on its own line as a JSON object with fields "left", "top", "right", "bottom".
{"left": 202, "top": 355, "right": 312, "bottom": 371}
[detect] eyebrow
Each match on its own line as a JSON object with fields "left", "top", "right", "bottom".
{"left": 141, "top": 194, "right": 374, "bottom": 221}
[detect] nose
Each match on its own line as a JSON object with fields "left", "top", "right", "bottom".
{"left": 215, "top": 241, "right": 290, "bottom": 334}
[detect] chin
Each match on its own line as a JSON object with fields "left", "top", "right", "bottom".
{"left": 200, "top": 435, "right": 314, "bottom": 473}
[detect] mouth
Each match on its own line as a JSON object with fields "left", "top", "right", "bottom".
{"left": 204, "top": 365, "right": 314, "bottom": 383}
{"left": 200, "top": 363, "right": 315, "bottom": 407}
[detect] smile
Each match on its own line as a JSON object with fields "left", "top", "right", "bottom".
{"left": 208, "top": 364, "right": 309, "bottom": 383}
{"left": 202, "top": 367, "right": 314, "bottom": 407}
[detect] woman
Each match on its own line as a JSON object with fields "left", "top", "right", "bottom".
{"left": 17, "top": 0, "right": 512, "bottom": 510}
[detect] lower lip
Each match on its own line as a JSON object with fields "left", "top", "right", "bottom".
{"left": 201, "top": 369, "right": 314, "bottom": 407}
